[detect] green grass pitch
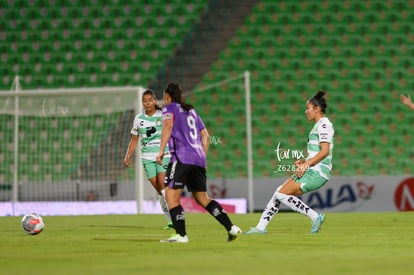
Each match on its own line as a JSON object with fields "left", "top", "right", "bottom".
{"left": 0, "top": 212, "right": 413, "bottom": 275}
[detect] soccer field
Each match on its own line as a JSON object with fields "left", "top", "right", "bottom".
{"left": 0, "top": 212, "right": 413, "bottom": 275}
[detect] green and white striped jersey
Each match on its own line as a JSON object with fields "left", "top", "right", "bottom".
{"left": 131, "top": 110, "right": 169, "bottom": 161}
{"left": 306, "top": 116, "right": 334, "bottom": 180}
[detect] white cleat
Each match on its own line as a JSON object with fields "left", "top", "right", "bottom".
{"left": 160, "top": 234, "right": 189, "bottom": 243}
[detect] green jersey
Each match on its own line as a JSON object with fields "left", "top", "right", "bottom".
{"left": 131, "top": 110, "right": 169, "bottom": 161}
{"left": 306, "top": 116, "right": 334, "bottom": 180}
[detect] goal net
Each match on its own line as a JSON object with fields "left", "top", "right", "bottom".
{"left": 0, "top": 73, "right": 253, "bottom": 215}
{"left": 0, "top": 79, "right": 160, "bottom": 214}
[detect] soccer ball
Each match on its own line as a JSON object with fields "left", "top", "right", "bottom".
{"left": 21, "top": 213, "right": 45, "bottom": 235}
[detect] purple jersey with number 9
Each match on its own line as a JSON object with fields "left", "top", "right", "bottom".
{"left": 162, "top": 103, "right": 207, "bottom": 167}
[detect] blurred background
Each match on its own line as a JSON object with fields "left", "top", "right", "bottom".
{"left": 0, "top": 0, "right": 413, "bottom": 213}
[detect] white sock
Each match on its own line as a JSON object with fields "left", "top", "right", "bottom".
{"left": 256, "top": 190, "right": 281, "bottom": 231}
{"left": 159, "top": 189, "right": 171, "bottom": 223}
{"left": 274, "top": 192, "right": 318, "bottom": 221}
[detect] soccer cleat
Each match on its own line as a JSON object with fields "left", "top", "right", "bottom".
{"left": 163, "top": 222, "right": 174, "bottom": 230}
{"left": 311, "top": 213, "right": 326, "bottom": 234}
{"left": 227, "top": 225, "right": 242, "bottom": 242}
{"left": 160, "top": 234, "right": 189, "bottom": 243}
{"left": 244, "top": 227, "right": 267, "bottom": 235}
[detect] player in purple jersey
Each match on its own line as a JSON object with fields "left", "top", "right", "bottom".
{"left": 156, "top": 82, "right": 241, "bottom": 243}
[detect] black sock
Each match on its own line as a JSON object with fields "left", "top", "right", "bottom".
{"left": 205, "top": 200, "right": 233, "bottom": 231}
{"left": 169, "top": 205, "right": 186, "bottom": 237}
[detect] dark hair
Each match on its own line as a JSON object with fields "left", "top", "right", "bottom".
{"left": 142, "top": 89, "right": 162, "bottom": 111}
{"left": 308, "top": 91, "right": 327, "bottom": 113}
{"left": 164, "top": 82, "right": 193, "bottom": 112}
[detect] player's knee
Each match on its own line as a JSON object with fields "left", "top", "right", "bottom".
{"left": 274, "top": 191, "right": 289, "bottom": 201}
{"left": 193, "top": 192, "right": 210, "bottom": 207}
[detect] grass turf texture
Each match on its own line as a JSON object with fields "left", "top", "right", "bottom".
{"left": 0, "top": 212, "right": 413, "bottom": 275}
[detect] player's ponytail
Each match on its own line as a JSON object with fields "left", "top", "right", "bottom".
{"left": 164, "top": 82, "right": 194, "bottom": 112}
{"left": 309, "top": 91, "right": 327, "bottom": 113}
{"left": 142, "top": 89, "right": 162, "bottom": 111}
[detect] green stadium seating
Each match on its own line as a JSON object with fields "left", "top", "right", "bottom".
{"left": 0, "top": 0, "right": 208, "bottom": 89}
{"left": 1, "top": 0, "right": 414, "bottom": 184}
{"left": 192, "top": 0, "right": 414, "bottom": 178}
{"left": 0, "top": 0, "right": 209, "bottom": 182}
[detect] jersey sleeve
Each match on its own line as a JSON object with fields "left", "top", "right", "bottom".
{"left": 317, "top": 121, "right": 334, "bottom": 143}
{"left": 162, "top": 106, "right": 174, "bottom": 121}
{"left": 130, "top": 115, "right": 140, "bottom": 136}
{"left": 195, "top": 110, "right": 206, "bottom": 132}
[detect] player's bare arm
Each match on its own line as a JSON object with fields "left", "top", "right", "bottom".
{"left": 156, "top": 115, "right": 173, "bottom": 165}
{"left": 200, "top": 128, "right": 210, "bottom": 155}
{"left": 124, "top": 135, "right": 139, "bottom": 167}
{"left": 295, "top": 142, "right": 330, "bottom": 177}
{"left": 400, "top": 94, "right": 414, "bottom": 110}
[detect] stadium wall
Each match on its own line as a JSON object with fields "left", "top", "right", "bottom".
{"left": 0, "top": 198, "right": 247, "bottom": 216}
{"left": 208, "top": 175, "right": 414, "bottom": 212}
{"left": 1, "top": 175, "right": 413, "bottom": 216}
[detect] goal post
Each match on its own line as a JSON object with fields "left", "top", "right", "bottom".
{"left": 0, "top": 73, "right": 252, "bottom": 216}
{"left": 0, "top": 77, "right": 151, "bottom": 215}
{"left": 244, "top": 71, "right": 254, "bottom": 214}
{"left": 187, "top": 71, "right": 253, "bottom": 213}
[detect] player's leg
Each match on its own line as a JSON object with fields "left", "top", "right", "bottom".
{"left": 143, "top": 162, "right": 160, "bottom": 193}
{"left": 295, "top": 170, "right": 328, "bottom": 233}
{"left": 274, "top": 178, "right": 318, "bottom": 218}
{"left": 275, "top": 171, "right": 327, "bottom": 233}
{"left": 156, "top": 173, "right": 172, "bottom": 228}
{"left": 144, "top": 161, "right": 172, "bottom": 227}
{"left": 245, "top": 185, "right": 283, "bottom": 234}
{"left": 246, "top": 176, "right": 303, "bottom": 234}
{"left": 190, "top": 166, "right": 241, "bottom": 241}
{"left": 165, "top": 187, "right": 186, "bottom": 234}
{"left": 160, "top": 186, "right": 188, "bottom": 243}
{"left": 156, "top": 158, "right": 173, "bottom": 229}
{"left": 160, "top": 161, "right": 188, "bottom": 242}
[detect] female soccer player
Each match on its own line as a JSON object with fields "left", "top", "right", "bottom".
{"left": 156, "top": 82, "right": 241, "bottom": 243}
{"left": 124, "top": 89, "right": 173, "bottom": 229}
{"left": 400, "top": 94, "right": 414, "bottom": 110}
{"left": 246, "top": 91, "right": 334, "bottom": 234}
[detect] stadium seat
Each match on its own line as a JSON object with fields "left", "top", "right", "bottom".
{"left": 189, "top": 0, "right": 414, "bottom": 178}
{"left": 1, "top": 0, "right": 413, "bottom": 184}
